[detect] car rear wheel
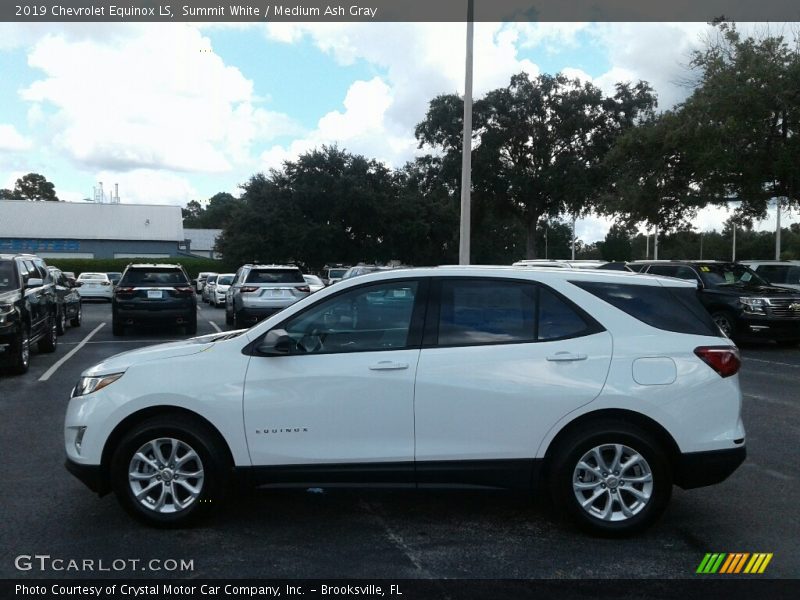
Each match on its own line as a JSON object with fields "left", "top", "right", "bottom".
{"left": 38, "top": 317, "right": 57, "bottom": 353}
{"left": 56, "top": 308, "right": 67, "bottom": 335}
{"left": 549, "top": 421, "right": 671, "bottom": 537}
{"left": 70, "top": 303, "right": 82, "bottom": 327}
{"left": 225, "top": 308, "right": 232, "bottom": 325}
{"left": 110, "top": 416, "right": 229, "bottom": 527}
{"left": 711, "top": 311, "right": 736, "bottom": 339}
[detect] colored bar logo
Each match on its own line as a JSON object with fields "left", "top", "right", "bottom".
{"left": 696, "top": 553, "right": 773, "bottom": 574}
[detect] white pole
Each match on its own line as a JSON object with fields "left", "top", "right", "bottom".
{"left": 732, "top": 223, "right": 736, "bottom": 262}
{"left": 458, "top": 0, "right": 474, "bottom": 265}
{"left": 645, "top": 232, "right": 649, "bottom": 260}
{"left": 571, "top": 214, "right": 576, "bottom": 260}
{"left": 775, "top": 197, "right": 782, "bottom": 260}
{"left": 654, "top": 226, "right": 659, "bottom": 260}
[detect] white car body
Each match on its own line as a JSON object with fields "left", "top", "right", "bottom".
{"left": 513, "top": 259, "right": 607, "bottom": 269}
{"left": 212, "top": 273, "right": 235, "bottom": 307}
{"left": 65, "top": 267, "right": 746, "bottom": 533}
{"left": 76, "top": 272, "right": 113, "bottom": 300}
{"left": 303, "top": 274, "right": 325, "bottom": 293}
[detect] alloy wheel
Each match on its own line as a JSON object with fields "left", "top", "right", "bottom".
{"left": 128, "top": 438, "right": 205, "bottom": 514}
{"left": 572, "top": 443, "right": 654, "bottom": 522}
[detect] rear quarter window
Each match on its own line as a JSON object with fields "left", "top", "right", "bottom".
{"left": 572, "top": 281, "right": 722, "bottom": 337}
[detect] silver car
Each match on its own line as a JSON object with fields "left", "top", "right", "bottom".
{"left": 225, "top": 264, "right": 310, "bottom": 328}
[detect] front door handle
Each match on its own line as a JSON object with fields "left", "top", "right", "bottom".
{"left": 546, "top": 352, "right": 588, "bottom": 362}
{"left": 369, "top": 361, "right": 409, "bottom": 371}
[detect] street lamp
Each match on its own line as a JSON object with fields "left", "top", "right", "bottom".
{"left": 458, "top": 0, "right": 474, "bottom": 265}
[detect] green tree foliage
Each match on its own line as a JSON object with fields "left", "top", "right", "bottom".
{"left": 416, "top": 72, "right": 656, "bottom": 258}
{"left": 598, "top": 224, "right": 634, "bottom": 261}
{"left": 182, "top": 193, "right": 243, "bottom": 229}
{"left": 4, "top": 173, "right": 59, "bottom": 201}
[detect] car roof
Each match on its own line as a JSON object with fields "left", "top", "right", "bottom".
{"left": 126, "top": 263, "right": 183, "bottom": 269}
{"left": 245, "top": 264, "right": 301, "bottom": 270}
{"left": 332, "top": 265, "right": 696, "bottom": 289}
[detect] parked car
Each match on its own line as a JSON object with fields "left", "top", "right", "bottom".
{"left": 324, "top": 265, "right": 350, "bottom": 285}
{"left": 742, "top": 260, "right": 800, "bottom": 292}
{"left": 633, "top": 261, "right": 800, "bottom": 343}
{"left": 303, "top": 274, "right": 325, "bottom": 293}
{"left": 76, "top": 272, "right": 113, "bottom": 301}
{"left": 65, "top": 267, "right": 745, "bottom": 535}
{"left": 63, "top": 271, "right": 77, "bottom": 284}
{"left": 513, "top": 259, "right": 608, "bottom": 269}
{"left": 225, "top": 264, "right": 310, "bottom": 328}
{"left": 111, "top": 264, "right": 197, "bottom": 336}
{"left": 106, "top": 272, "right": 123, "bottom": 287}
{"left": 202, "top": 274, "right": 219, "bottom": 304}
{"left": 0, "top": 254, "right": 58, "bottom": 374}
{"left": 195, "top": 272, "right": 215, "bottom": 294}
{"left": 48, "top": 266, "right": 82, "bottom": 334}
{"left": 211, "top": 273, "right": 234, "bottom": 308}
{"left": 341, "top": 265, "right": 396, "bottom": 280}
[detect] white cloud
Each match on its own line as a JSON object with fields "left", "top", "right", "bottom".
{"left": 0, "top": 124, "right": 33, "bottom": 151}
{"left": 18, "top": 24, "right": 299, "bottom": 173}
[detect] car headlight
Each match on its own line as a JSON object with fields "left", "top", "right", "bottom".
{"left": 71, "top": 373, "right": 124, "bottom": 398}
{"left": 0, "top": 303, "right": 14, "bottom": 323}
{"left": 739, "top": 297, "right": 768, "bottom": 314}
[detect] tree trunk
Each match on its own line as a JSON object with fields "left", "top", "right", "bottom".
{"left": 525, "top": 216, "right": 539, "bottom": 259}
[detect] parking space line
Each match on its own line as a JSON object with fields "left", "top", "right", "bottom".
{"left": 743, "top": 357, "right": 800, "bottom": 369}
{"left": 209, "top": 321, "right": 222, "bottom": 333}
{"left": 38, "top": 323, "right": 106, "bottom": 382}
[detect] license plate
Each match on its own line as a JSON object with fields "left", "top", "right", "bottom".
{"left": 147, "top": 290, "right": 163, "bottom": 299}
{"left": 270, "top": 289, "right": 288, "bottom": 297}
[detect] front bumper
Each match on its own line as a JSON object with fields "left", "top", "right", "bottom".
{"left": 674, "top": 445, "right": 746, "bottom": 489}
{"left": 65, "top": 459, "right": 110, "bottom": 496}
{"left": 738, "top": 315, "right": 800, "bottom": 341}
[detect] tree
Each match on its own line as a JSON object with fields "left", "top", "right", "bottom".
{"left": 9, "top": 173, "right": 59, "bottom": 201}
{"left": 598, "top": 224, "right": 633, "bottom": 261}
{"left": 0, "top": 189, "right": 15, "bottom": 199}
{"left": 416, "top": 73, "right": 656, "bottom": 258}
{"left": 182, "top": 200, "right": 204, "bottom": 227}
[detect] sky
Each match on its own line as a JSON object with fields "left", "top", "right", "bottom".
{"left": 0, "top": 21, "right": 797, "bottom": 243}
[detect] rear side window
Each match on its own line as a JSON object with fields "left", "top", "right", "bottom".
{"left": 121, "top": 269, "right": 188, "bottom": 286}
{"left": 246, "top": 269, "right": 304, "bottom": 284}
{"left": 572, "top": 281, "right": 721, "bottom": 337}
{"left": 437, "top": 279, "right": 600, "bottom": 346}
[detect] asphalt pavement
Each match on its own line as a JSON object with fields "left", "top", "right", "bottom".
{"left": 0, "top": 301, "right": 798, "bottom": 580}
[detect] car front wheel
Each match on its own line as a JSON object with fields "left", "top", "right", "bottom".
{"left": 711, "top": 311, "right": 736, "bottom": 339}
{"left": 56, "top": 308, "right": 67, "bottom": 335}
{"left": 111, "top": 416, "right": 229, "bottom": 527}
{"left": 9, "top": 327, "right": 30, "bottom": 374}
{"left": 39, "top": 317, "right": 58, "bottom": 353}
{"left": 549, "top": 421, "right": 671, "bottom": 537}
{"left": 70, "top": 303, "right": 82, "bottom": 328}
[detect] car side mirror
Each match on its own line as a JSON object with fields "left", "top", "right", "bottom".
{"left": 74, "top": 281, "right": 83, "bottom": 287}
{"left": 257, "top": 329, "right": 293, "bottom": 355}
{"left": 26, "top": 277, "right": 43, "bottom": 288}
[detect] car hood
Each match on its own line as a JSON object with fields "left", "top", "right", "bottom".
{"left": 82, "top": 331, "right": 235, "bottom": 376}
{"left": 709, "top": 283, "right": 800, "bottom": 297}
{"left": 0, "top": 289, "right": 22, "bottom": 305}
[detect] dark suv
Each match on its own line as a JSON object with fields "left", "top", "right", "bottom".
{"left": 634, "top": 261, "right": 800, "bottom": 343}
{"left": 112, "top": 264, "right": 197, "bottom": 336}
{"left": 0, "top": 254, "right": 58, "bottom": 374}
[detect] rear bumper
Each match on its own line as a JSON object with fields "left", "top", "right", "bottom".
{"left": 674, "top": 446, "right": 746, "bottom": 489}
{"left": 65, "top": 459, "right": 110, "bottom": 496}
{"left": 114, "top": 307, "right": 195, "bottom": 324}
{"left": 236, "top": 306, "right": 283, "bottom": 324}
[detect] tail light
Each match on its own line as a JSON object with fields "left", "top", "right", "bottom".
{"left": 101, "top": 281, "right": 111, "bottom": 286}
{"left": 115, "top": 286, "right": 134, "bottom": 296}
{"left": 240, "top": 286, "right": 259, "bottom": 293}
{"left": 694, "top": 346, "right": 741, "bottom": 378}
{"left": 296, "top": 285, "right": 311, "bottom": 293}
{"left": 174, "top": 286, "right": 194, "bottom": 295}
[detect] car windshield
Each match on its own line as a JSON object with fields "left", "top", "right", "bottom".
{"left": 699, "top": 264, "right": 769, "bottom": 288}
{"left": 79, "top": 273, "right": 107, "bottom": 280}
{"left": 246, "top": 269, "right": 304, "bottom": 284}
{"left": 120, "top": 269, "right": 188, "bottom": 286}
{"left": 0, "top": 262, "right": 17, "bottom": 290}
{"left": 206, "top": 275, "right": 218, "bottom": 284}
{"left": 328, "top": 269, "right": 348, "bottom": 278}
{"left": 217, "top": 275, "right": 234, "bottom": 285}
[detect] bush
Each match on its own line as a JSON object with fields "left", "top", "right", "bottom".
{"left": 44, "top": 257, "right": 227, "bottom": 280}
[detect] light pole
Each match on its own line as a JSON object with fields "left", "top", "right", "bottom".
{"left": 571, "top": 214, "right": 576, "bottom": 260}
{"left": 775, "top": 197, "right": 783, "bottom": 260}
{"left": 458, "top": 0, "right": 474, "bottom": 265}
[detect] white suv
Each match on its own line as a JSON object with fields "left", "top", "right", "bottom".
{"left": 64, "top": 267, "right": 746, "bottom": 535}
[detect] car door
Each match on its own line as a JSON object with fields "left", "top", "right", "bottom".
{"left": 242, "top": 278, "right": 427, "bottom": 475}
{"left": 413, "top": 278, "right": 613, "bottom": 485}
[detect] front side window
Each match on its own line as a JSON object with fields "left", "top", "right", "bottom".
{"left": 277, "top": 281, "right": 420, "bottom": 354}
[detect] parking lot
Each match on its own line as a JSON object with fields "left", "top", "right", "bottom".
{"left": 0, "top": 300, "right": 798, "bottom": 579}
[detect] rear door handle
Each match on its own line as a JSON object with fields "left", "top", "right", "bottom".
{"left": 369, "top": 361, "right": 409, "bottom": 371}
{"left": 546, "top": 352, "right": 587, "bottom": 362}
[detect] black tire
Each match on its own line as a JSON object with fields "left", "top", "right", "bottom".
{"left": 110, "top": 415, "right": 230, "bottom": 527}
{"left": 56, "top": 308, "right": 67, "bottom": 336}
{"left": 70, "top": 302, "right": 82, "bottom": 328}
{"left": 232, "top": 310, "right": 240, "bottom": 329}
{"left": 9, "top": 326, "right": 31, "bottom": 375}
{"left": 711, "top": 310, "right": 736, "bottom": 339}
{"left": 185, "top": 313, "right": 197, "bottom": 336}
{"left": 112, "top": 315, "right": 125, "bottom": 337}
{"left": 38, "top": 316, "right": 58, "bottom": 353}
{"left": 225, "top": 308, "right": 232, "bottom": 325}
{"left": 549, "top": 420, "right": 672, "bottom": 537}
